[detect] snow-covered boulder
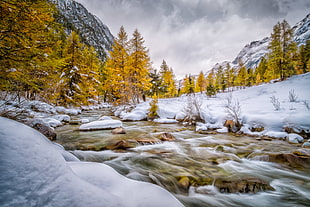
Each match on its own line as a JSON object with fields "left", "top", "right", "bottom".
{"left": 79, "top": 120, "right": 122, "bottom": 131}
{"left": 154, "top": 118, "right": 178, "bottom": 124}
{"left": 43, "top": 117, "right": 63, "bottom": 128}
{"left": 287, "top": 133, "right": 304, "bottom": 144}
{"left": 52, "top": 114, "right": 71, "bottom": 123}
{"left": 0, "top": 117, "right": 184, "bottom": 207}
{"left": 99, "top": 116, "right": 113, "bottom": 121}
{"left": 121, "top": 110, "right": 147, "bottom": 121}
{"left": 302, "top": 140, "right": 310, "bottom": 148}
{"left": 25, "top": 101, "right": 56, "bottom": 114}
{"left": 81, "top": 118, "right": 90, "bottom": 124}
{"left": 55, "top": 106, "right": 81, "bottom": 115}
{"left": 175, "top": 111, "right": 186, "bottom": 121}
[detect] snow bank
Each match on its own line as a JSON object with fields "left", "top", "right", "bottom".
{"left": 119, "top": 73, "right": 310, "bottom": 141}
{"left": 0, "top": 117, "right": 184, "bottom": 207}
{"left": 79, "top": 120, "right": 122, "bottom": 131}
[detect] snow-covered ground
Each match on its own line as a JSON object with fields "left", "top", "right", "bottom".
{"left": 119, "top": 73, "right": 310, "bottom": 143}
{"left": 0, "top": 117, "right": 184, "bottom": 207}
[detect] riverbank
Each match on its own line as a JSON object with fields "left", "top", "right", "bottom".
{"left": 115, "top": 73, "right": 310, "bottom": 146}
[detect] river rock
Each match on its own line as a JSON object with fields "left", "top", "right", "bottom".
{"left": 214, "top": 177, "right": 274, "bottom": 193}
{"left": 157, "top": 132, "right": 176, "bottom": 141}
{"left": 32, "top": 122, "right": 57, "bottom": 141}
{"left": 135, "top": 137, "right": 161, "bottom": 144}
{"left": 224, "top": 120, "right": 241, "bottom": 133}
{"left": 268, "top": 153, "right": 310, "bottom": 169}
{"left": 104, "top": 140, "right": 137, "bottom": 150}
{"left": 178, "top": 176, "right": 190, "bottom": 192}
{"left": 26, "top": 118, "right": 57, "bottom": 140}
{"left": 112, "top": 127, "right": 126, "bottom": 134}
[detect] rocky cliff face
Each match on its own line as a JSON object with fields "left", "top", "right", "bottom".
{"left": 49, "top": 0, "right": 114, "bottom": 60}
{"left": 216, "top": 13, "right": 310, "bottom": 71}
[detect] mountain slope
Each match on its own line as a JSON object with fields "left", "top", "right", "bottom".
{"left": 49, "top": 0, "right": 114, "bottom": 60}
{"left": 217, "top": 13, "right": 310, "bottom": 70}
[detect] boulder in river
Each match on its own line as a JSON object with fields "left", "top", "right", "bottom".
{"left": 104, "top": 140, "right": 137, "bottom": 150}
{"left": 79, "top": 120, "right": 122, "bottom": 131}
{"left": 224, "top": 120, "right": 241, "bottom": 133}
{"left": 112, "top": 127, "right": 126, "bottom": 134}
{"left": 214, "top": 177, "right": 274, "bottom": 193}
{"left": 157, "top": 132, "right": 176, "bottom": 141}
{"left": 26, "top": 118, "right": 57, "bottom": 140}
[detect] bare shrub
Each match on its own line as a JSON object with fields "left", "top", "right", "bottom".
{"left": 182, "top": 94, "right": 204, "bottom": 125}
{"left": 270, "top": 95, "right": 281, "bottom": 111}
{"left": 303, "top": 100, "right": 310, "bottom": 110}
{"left": 288, "top": 89, "right": 298, "bottom": 102}
{"left": 224, "top": 93, "right": 242, "bottom": 129}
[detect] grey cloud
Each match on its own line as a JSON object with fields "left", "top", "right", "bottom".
{"left": 75, "top": 0, "right": 309, "bottom": 77}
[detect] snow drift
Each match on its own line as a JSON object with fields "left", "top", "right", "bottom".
{"left": 0, "top": 117, "right": 184, "bottom": 207}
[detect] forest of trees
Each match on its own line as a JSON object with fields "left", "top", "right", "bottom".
{"left": 1, "top": 0, "right": 309, "bottom": 106}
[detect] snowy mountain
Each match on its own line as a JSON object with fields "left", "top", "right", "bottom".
{"left": 49, "top": 0, "right": 114, "bottom": 60}
{"left": 215, "top": 13, "right": 310, "bottom": 71}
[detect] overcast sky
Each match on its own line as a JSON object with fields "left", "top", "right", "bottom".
{"left": 75, "top": 0, "right": 309, "bottom": 78}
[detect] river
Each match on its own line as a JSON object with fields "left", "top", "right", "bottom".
{"left": 55, "top": 109, "right": 310, "bottom": 207}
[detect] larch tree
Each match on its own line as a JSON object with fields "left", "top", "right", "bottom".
{"left": 224, "top": 63, "right": 235, "bottom": 91}
{"left": 268, "top": 20, "right": 297, "bottom": 80}
{"left": 128, "top": 29, "right": 152, "bottom": 103}
{"left": 81, "top": 46, "right": 101, "bottom": 102}
{"left": 0, "top": 0, "right": 61, "bottom": 99}
{"left": 56, "top": 31, "right": 87, "bottom": 106}
{"left": 159, "top": 60, "right": 177, "bottom": 98}
{"left": 105, "top": 26, "right": 130, "bottom": 104}
{"left": 195, "top": 71, "right": 206, "bottom": 93}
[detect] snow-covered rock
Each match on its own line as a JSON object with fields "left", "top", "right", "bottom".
{"left": 43, "top": 117, "right": 63, "bottom": 128}
{"left": 154, "top": 118, "right": 178, "bottom": 124}
{"left": 55, "top": 106, "right": 81, "bottom": 115}
{"left": 121, "top": 109, "right": 147, "bottom": 121}
{"left": 99, "top": 116, "right": 113, "bottom": 121}
{"left": 79, "top": 120, "right": 122, "bottom": 131}
{"left": 302, "top": 140, "right": 310, "bottom": 148}
{"left": 80, "top": 118, "right": 90, "bottom": 124}
{"left": 52, "top": 114, "right": 71, "bottom": 123}
{"left": 286, "top": 133, "right": 304, "bottom": 144}
{"left": 0, "top": 117, "right": 184, "bottom": 207}
{"left": 25, "top": 101, "right": 56, "bottom": 114}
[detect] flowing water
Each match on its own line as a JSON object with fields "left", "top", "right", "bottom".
{"left": 55, "top": 109, "right": 310, "bottom": 207}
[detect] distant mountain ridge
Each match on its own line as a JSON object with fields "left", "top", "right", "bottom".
{"left": 49, "top": 0, "right": 114, "bottom": 60}
{"left": 213, "top": 13, "right": 310, "bottom": 71}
